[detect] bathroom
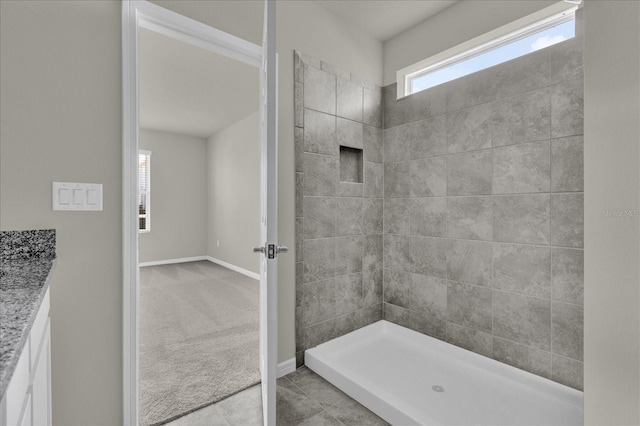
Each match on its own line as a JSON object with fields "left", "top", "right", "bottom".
{"left": 0, "top": 1, "right": 638, "bottom": 425}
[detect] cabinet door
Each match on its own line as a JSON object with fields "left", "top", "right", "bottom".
{"left": 31, "top": 321, "right": 51, "bottom": 426}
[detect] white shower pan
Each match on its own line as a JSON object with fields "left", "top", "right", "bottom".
{"left": 305, "top": 320, "right": 583, "bottom": 426}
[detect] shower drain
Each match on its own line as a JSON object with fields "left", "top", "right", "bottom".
{"left": 432, "top": 385, "right": 445, "bottom": 393}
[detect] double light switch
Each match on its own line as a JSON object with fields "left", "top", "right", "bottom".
{"left": 52, "top": 182, "right": 103, "bottom": 211}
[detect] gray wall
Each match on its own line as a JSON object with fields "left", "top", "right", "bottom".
{"left": 381, "top": 33, "right": 584, "bottom": 390}
{"left": 294, "top": 52, "right": 384, "bottom": 366}
{"left": 584, "top": 1, "right": 640, "bottom": 424}
{"left": 207, "top": 112, "right": 260, "bottom": 275}
{"left": 0, "top": 1, "right": 382, "bottom": 422}
{"left": 139, "top": 129, "right": 208, "bottom": 264}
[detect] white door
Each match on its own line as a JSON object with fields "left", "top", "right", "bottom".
{"left": 257, "top": 1, "right": 279, "bottom": 425}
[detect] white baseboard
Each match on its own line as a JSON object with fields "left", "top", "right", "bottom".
{"left": 139, "top": 256, "right": 208, "bottom": 267}
{"left": 277, "top": 358, "right": 296, "bottom": 378}
{"left": 206, "top": 256, "right": 260, "bottom": 280}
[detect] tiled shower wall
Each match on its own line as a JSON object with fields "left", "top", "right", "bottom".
{"left": 381, "top": 34, "right": 584, "bottom": 391}
{"left": 294, "top": 51, "right": 385, "bottom": 367}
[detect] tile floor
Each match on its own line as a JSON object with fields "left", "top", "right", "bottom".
{"left": 165, "top": 367, "right": 389, "bottom": 426}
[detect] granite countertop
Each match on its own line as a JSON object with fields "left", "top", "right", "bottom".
{"left": 0, "top": 230, "right": 56, "bottom": 402}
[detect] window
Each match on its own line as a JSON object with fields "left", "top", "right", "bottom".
{"left": 398, "top": 2, "right": 578, "bottom": 97}
{"left": 139, "top": 150, "right": 151, "bottom": 232}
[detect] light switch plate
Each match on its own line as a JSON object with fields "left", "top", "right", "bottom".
{"left": 53, "top": 182, "right": 103, "bottom": 211}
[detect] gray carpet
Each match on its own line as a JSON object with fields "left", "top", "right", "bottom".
{"left": 139, "top": 260, "right": 260, "bottom": 426}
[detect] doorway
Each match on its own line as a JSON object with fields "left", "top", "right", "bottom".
{"left": 122, "top": 1, "right": 278, "bottom": 425}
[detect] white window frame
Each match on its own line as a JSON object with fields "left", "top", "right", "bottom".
{"left": 397, "top": 1, "right": 579, "bottom": 99}
{"left": 138, "top": 150, "right": 151, "bottom": 233}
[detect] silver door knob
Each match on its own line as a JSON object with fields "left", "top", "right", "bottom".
{"left": 276, "top": 246, "right": 288, "bottom": 254}
{"left": 253, "top": 246, "right": 265, "bottom": 253}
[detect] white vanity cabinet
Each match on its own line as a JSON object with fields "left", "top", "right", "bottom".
{"left": 1, "top": 288, "right": 51, "bottom": 426}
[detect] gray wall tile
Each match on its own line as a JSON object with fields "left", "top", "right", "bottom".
{"left": 304, "top": 64, "right": 336, "bottom": 115}
{"left": 493, "top": 291, "right": 551, "bottom": 351}
{"left": 446, "top": 196, "right": 493, "bottom": 240}
{"left": 383, "top": 234, "right": 410, "bottom": 271}
{"left": 406, "top": 310, "right": 446, "bottom": 340}
{"left": 549, "top": 38, "right": 584, "bottom": 85}
{"left": 294, "top": 51, "right": 304, "bottom": 83}
{"left": 304, "top": 109, "right": 337, "bottom": 156}
{"left": 446, "top": 103, "right": 492, "bottom": 154}
{"left": 551, "top": 136, "right": 584, "bottom": 192}
{"left": 335, "top": 273, "right": 362, "bottom": 316}
{"left": 493, "top": 141, "right": 550, "bottom": 194}
{"left": 447, "top": 150, "right": 492, "bottom": 196}
{"left": 408, "top": 273, "right": 447, "bottom": 319}
{"left": 304, "top": 153, "right": 337, "bottom": 196}
{"left": 335, "top": 236, "right": 362, "bottom": 275}
{"left": 296, "top": 262, "right": 303, "bottom": 307}
{"left": 447, "top": 239, "right": 492, "bottom": 287}
{"left": 363, "top": 161, "right": 383, "bottom": 198}
{"left": 363, "top": 126, "right": 383, "bottom": 163}
{"left": 411, "top": 115, "right": 447, "bottom": 160}
{"left": 303, "top": 278, "right": 336, "bottom": 326}
{"left": 363, "top": 87, "right": 382, "bottom": 128}
{"left": 384, "top": 122, "right": 413, "bottom": 163}
{"left": 551, "top": 78, "right": 584, "bottom": 138}
{"left": 494, "top": 49, "right": 550, "bottom": 99}
{"left": 409, "top": 236, "right": 449, "bottom": 278}
{"left": 493, "top": 243, "right": 551, "bottom": 298}
{"left": 336, "top": 198, "right": 363, "bottom": 236}
{"left": 493, "top": 337, "right": 552, "bottom": 379}
{"left": 383, "top": 198, "right": 410, "bottom": 235}
{"left": 383, "top": 161, "right": 410, "bottom": 198}
{"left": 492, "top": 89, "right": 551, "bottom": 147}
{"left": 295, "top": 81, "right": 304, "bottom": 128}
{"left": 337, "top": 182, "right": 362, "bottom": 198}
{"left": 304, "top": 197, "right": 336, "bottom": 239}
{"left": 551, "top": 193, "right": 584, "bottom": 248}
{"left": 447, "top": 281, "right": 493, "bottom": 333}
{"left": 409, "top": 156, "right": 447, "bottom": 197}
{"left": 303, "top": 238, "right": 335, "bottom": 283}
{"left": 295, "top": 127, "right": 304, "bottom": 172}
{"left": 383, "top": 268, "right": 410, "bottom": 308}
{"left": 363, "top": 199, "right": 383, "bottom": 235}
{"left": 409, "top": 198, "right": 446, "bottom": 237}
{"left": 304, "top": 318, "right": 338, "bottom": 349}
{"left": 296, "top": 307, "right": 304, "bottom": 352}
{"left": 296, "top": 173, "right": 304, "bottom": 217}
{"left": 552, "top": 301, "right": 583, "bottom": 361}
{"left": 321, "top": 61, "right": 350, "bottom": 81}
{"left": 337, "top": 117, "right": 363, "bottom": 150}
{"left": 552, "top": 248, "right": 584, "bottom": 305}
{"left": 363, "top": 234, "right": 383, "bottom": 273}
{"left": 552, "top": 355, "right": 583, "bottom": 391}
{"left": 296, "top": 218, "right": 303, "bottom": 262}
{"left": 363, "top": 268, "right": 383, "bottom": 307}
{"left": 383, "top": 302, "right": 410, "bottom": 326}
{"left": 446, "top": 323, "right": 493, "bottom": 358}
{"left": 493, "top": 194, "right": 550, "bottom": 244}
{"left": 446, "top": 67, "right": 495, "bottom": 111}
{"left": 337, "top": 78, "right": 363, "bottom": 122}
{"left": 362, "top": 266, "right": 383, "bottom": 307}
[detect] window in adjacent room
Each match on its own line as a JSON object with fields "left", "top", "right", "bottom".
{"left": 139, "top": 150, "right": 151, "bottom": 232}
{"left": 398, "top": 2, "right": 578, "bottom": 97}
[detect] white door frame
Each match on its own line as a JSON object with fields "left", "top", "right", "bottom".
{"left": 121, "top": 2, "right": 272, "bottom": 424}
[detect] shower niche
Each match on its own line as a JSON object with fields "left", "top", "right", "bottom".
{"left": 339, "top": 146, "right": 363, "bottom": 183}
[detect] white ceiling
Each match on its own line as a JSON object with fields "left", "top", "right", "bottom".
{"left": 139, "top": 28, "right": 259, "bottom": 139}
{"left": 314, "top": 0, "right": 458, "bottom": 42}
